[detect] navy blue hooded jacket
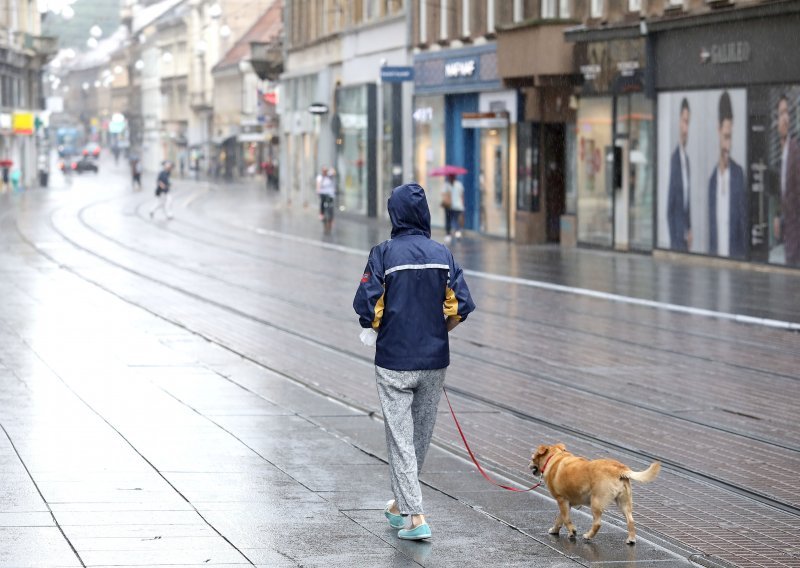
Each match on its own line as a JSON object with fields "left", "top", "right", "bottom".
{"left": 353, "top": 183, "right": 476, "bottom": 371}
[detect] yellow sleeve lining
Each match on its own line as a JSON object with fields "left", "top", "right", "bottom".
{"left": 444, "top": 287, "right": 461, "bottom": 320}
{"left": 372, "top": 291, "right": 385, "bottom": 329}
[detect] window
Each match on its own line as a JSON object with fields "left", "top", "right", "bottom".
{"left": 487, "top": 0, "right": 495, "bottom": 33}
{"left": 419, "top": 0, "right": 427, "bottom": 43}
{"left": 514, "top": 0, "right": 523, "bottom": 21}
{"left": 543, "top": 0, "right": 570, "bottom": 19}
{"left": 366, "top": 0, "right": 384, "bottom": 21}
{"left": 462, "top": 0, "right": 469, "bottom": 36}
{"left": 668, "top": 0, "right": 684, "bottom": 6}
{"left": 628, "top": 0, "right": 641, "bottom": 12}
{"left": 591, "top": 0, "right": 604, "bottom": 18}
{"left": 440, "top": 0, "right": 448, "bottom": 39}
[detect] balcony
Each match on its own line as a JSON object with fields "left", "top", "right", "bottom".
{"left": 23, "top": 34, "right": 58, "bottom": 57}
{"left": 190, "top": 91, "right": 212, "bottom": 112}
{"left": 250, "top": 40, "right": 283, "bottom": 81}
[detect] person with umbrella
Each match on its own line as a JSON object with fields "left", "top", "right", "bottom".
{"left": 431, "top": 165, "right": 467, "bottom": 244}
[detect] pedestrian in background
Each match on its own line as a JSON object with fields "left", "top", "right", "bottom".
{"left": 131, "top": 158, "right": 142, "bottom": 191}
{"left": 353, "top": 183, "right": 475, "bottom": 541}
{"left": 316, "top": 166, "right": 336, "bottom": 234}
{"left": 443, "top": 174, "right": 465, "bottom": 244}
{"left": 149, "top": 161, "right": 174, "bottom": 220}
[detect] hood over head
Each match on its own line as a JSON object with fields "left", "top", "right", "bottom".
{"left": 388, "top": 183, "right": 431, "bottom": 238}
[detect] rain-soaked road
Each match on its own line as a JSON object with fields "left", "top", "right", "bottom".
{"left": 0, "top": 155, "right": 798, "bottom": 567}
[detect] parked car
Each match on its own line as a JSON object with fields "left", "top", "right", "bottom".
{"left": 82, "top": 143, "right": 101, "bottom": 158}
{"left": 73, "top": 157, "right": 99, "bottom": 174}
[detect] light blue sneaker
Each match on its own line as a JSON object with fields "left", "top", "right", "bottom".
{"left": 398, "top": 523, "right": 431, "bottom": 540}
{"left": 384, "top": 500, "right": 406, "bottom": 529}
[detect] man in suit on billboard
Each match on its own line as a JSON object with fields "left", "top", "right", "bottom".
{"left": 708, "top": 91, "right": 748, "bottom": 259}
{"left": 774, "top": 94, "right": 800, "bottom": 266}
{"left": 668, "top": 98, "right": 692, "bottom": 251}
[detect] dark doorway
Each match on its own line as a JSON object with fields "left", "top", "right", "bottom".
{"left": 544, "top": 123, "right": 566, "bottom": 242}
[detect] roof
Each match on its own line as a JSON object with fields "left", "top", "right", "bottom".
{"left": 212, "top": 0, "right": 282, "bottom": 73}
{"left": 132, "top": 0, "right": 186, "bottom": 35}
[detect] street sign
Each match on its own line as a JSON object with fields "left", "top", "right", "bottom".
{"left": 380, "top": 66, "right": 414, "bottom": 82}
{"left": 308, "top": 103, "right": 329, "bottom": 115}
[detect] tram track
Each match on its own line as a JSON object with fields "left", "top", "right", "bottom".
{"left": 9, "top": 187, "right": 800, "bottom": 565}
{"left": 11, "top": 190, "right": 796, "bottom": 522}
{"left": 72, "top": 196, "right": 800, "bottom": 455}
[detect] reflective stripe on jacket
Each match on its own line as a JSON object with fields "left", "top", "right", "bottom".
{"left": 353, "top": 183, "right": 475, "bottom": 370}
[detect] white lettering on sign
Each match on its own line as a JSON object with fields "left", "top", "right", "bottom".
{"left": 413, "top": 107, "right": 433, "bottom": 123}
{"left": 445, "top": 60, "right": 476, "bottom": 78}
{"left": 701, "top": 42, "right": 751, "bottom": 65}
{"left": 580, "top": 64, "right": 601, "bottom": 80}
{"left": 617, "top": 60, "right": 639, "bottom": 77}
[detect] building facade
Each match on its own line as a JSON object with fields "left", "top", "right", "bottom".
{"left": 410, "top": 0, "right": 521, "bottom": 238}
{"left": 0, "top": 4, "right": 56, "bottom": 190}
{"left": 282, "top": 0, "right": 408, "bottom": 216}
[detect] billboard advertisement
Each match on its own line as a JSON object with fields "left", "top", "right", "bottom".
{"left": 657, "top": 89, "right": 748, "bottom": 259}
{"left": 748, "top": 86, "right": 800, "bottom": 267}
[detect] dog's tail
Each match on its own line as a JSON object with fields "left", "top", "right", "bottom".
{"left": 623, "top": 461, "right": 661, "bottom": 483}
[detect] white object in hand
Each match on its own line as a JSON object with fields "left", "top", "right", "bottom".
{"left": 359, "top": 328, "right": 378, "bottom": 347}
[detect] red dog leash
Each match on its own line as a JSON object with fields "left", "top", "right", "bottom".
{"left": 443, "top": 388, "right": 546, "bottom": 492}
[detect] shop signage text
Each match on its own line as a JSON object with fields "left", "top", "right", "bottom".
{"left": 617, "top": 61, "right": 639, "bottom": 77}
{"left": 381, "top": 66, "right": 414, "bottom": 82}
{"left": 580, "top": 64, "right": 601, "bottom": 81}
{"left": 445, "top": 59, "right": 476, "bottom": 78}
{"left": 308, "top": 103, "right": 329, "bottom": 115}
{"left": 412, "top": 107, "right": 433, "bottom": 123}
{"left": 12, "top": 112, "right": 34, "bottom": 135}
{"left": 462, "top": 112, "right": 508, "bottom": 129}
{"left": 700, "top": 41, "right": 751, "bottom": 65}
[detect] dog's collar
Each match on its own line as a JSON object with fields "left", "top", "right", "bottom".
{"left": 540, "top": 453, "right": 558, "bottom": 474}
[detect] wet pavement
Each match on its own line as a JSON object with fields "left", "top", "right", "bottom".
{"left": 0, "top": 156, "right": 798, "bottom": 567}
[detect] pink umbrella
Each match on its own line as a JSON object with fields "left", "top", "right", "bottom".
{"left": 429, "top": 164, "right": 468, "bottom": 177}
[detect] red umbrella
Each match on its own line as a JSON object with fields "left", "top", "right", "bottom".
{"left": 429, "top": 164, "right": 467, "bottom": 177}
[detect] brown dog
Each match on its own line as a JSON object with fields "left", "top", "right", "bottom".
{"left": 529, "top": 443, "right": 660, "bottom": 545}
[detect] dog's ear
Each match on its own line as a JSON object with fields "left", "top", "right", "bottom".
{"left": 533, "top": 444, "right": 549, "bottom": 458}
{"left": 554, "top": 442, "right": 567, "bottom": 452}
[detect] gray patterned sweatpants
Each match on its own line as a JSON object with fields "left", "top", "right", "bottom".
{"left": 375, "top": 365, "right": 447, "bottom": 516}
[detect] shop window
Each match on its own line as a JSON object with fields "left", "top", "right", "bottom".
{"left": 335, "top": 85, "right": 371, "bottom": 216}
{"left": 576, "top": 97, "right": 613, "bottom": 247}
{"left": 413, "top": 96, "right": 446, "bottom": 227}
{"left": 565, "top": 124, "right": 578, "bottom": 215}
{"left": 517, "top": 123, "right": 540, "bottom": 212}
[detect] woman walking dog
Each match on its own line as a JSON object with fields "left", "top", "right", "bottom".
{"left": 353, "top": 183, "right": 475, "bottom": 540}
